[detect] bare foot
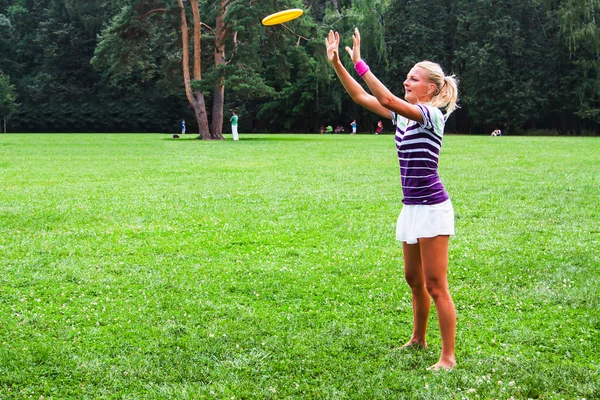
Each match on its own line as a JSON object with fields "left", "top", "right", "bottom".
{"left": 399, "top": 340, "right": 428, "bottom": 350}
{"left": 427, "top": 357, "right": 456, "bottom": 371}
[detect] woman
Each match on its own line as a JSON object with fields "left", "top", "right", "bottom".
{"left": 326, "top": 28, "right": 459, "bottom": 370}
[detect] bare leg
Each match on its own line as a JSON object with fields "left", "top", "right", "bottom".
{"left": 401, "top": 241, "right": 430, "bottom": 348}
{"left": 420, "top": 236, "right": 456, "bottom": 370}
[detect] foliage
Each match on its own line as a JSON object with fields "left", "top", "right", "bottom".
{"left": 384, "top": 0, "right": 455, "bottom": 98}
{"left": 0, "top": 13, "right": 12, "bottom": 70}
{"left": 92, "top": 1, "right": 183, "bottom": 82}
{"left": 0, "top": 0, "right": 599, "bottom": 133}
{"left": 557, "top": 0, "right": 600, "bottom": 124}
{"left": 453, "top": 0, "right": 549, "bottom": 134}
{"left": 0, "top": 72, "right": 18, "bottom": 131}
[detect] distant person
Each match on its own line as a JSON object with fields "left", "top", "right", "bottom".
{"left": 231, "top": 111, "right": 239, "bottom": 140}
{"left": 326, "top": 125, "right": 333, "bottom": 134}
{"left": 351, "top": 119, "right": 357, "bottom": 134}
{"left": 320, "top": 125, "right": 326, "bottom": 134}
{"left": 376, "top": 120, "right": 383, "bottom": 134}
{"left": 491, "top": 129, "right": 501, "bottom": 136}
{"left": 334, "top": 125, "right": 345, "bottom": 133}
{"left": 326, "top": 28, "right": 459, "bottom": 370}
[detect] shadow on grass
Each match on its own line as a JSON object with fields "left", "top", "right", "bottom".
{"left": 161, "top": 135, "right": 325, "bottom": 142}
{"left": 236, "top": 137, "right": 323, "bottom": 142}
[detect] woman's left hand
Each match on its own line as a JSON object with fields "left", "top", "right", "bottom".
{"left": 344, "top": 28, "right": 362, "bottom": 63}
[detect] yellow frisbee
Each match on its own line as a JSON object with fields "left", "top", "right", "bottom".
{"left": 262, "top": 9, "right": 304, "bottom": 26}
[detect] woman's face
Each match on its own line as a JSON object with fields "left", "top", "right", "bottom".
{"left": 403, "top": 67, "right": 436, "bottom": 104}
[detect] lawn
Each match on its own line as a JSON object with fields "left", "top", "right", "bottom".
{"left": 0, "top": 133, "right": 598, "bottom": 399}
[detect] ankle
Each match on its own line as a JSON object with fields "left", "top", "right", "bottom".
{"left": 410, "top": 335, "right": 426, "bottom": 345}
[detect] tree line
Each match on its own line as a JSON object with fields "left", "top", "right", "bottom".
{"left": 0, "top": 0, "right": 598, "bottom": 136}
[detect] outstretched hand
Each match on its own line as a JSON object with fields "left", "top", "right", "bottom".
{"left": 325, "top": 30, "right": 341, "bottom": 64}
{"left": 344, "top": 28, "right": 362, "bottom": 63}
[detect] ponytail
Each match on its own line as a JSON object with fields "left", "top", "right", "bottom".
{"left": 436, "top": 75, "right": 458, "bottom": 119}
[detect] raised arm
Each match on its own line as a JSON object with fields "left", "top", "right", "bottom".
{"left": 326, "top": 31, "right": 391, "bottom": 120}
{"left": 344, "top": 28, "right": 423, "bottom": 124}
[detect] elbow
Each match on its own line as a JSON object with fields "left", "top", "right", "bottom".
{"left": 379, "top": 95, "right": 394, "bottom": 109}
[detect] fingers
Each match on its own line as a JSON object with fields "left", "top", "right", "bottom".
{"left": 326, "top": 29, "right": 363, "bottom": 63}
{"left": 327, "top": 30, "right": 340, "bottom": 46}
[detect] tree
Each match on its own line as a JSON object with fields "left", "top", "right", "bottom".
{"left": 93, "top": 1, "right": 214, "bottom": 138}
{"left": 3, "top": 0, "right": 600, "bottom": 135}
{"left": 177, "top": 0, "right": 213, "bottom": 139}
{"left": 0, "top": 72, "right": 18, "bottom": 132}
{"left": 0, "top": 13, "right": 12, "bottom": 72}
{"left": 384, "top": 0, "right": 454, "bottom": 96}
{"left": 556, "top": 0, "right": 600, "bottom": 130}
{"left": 93, "top": 0, "right": 263, "bottom": 139}
{"left": 453, "top": 0, "right": 548, "bottom": 134}
{"left": 307, "top": 0, "right": 390, "bottom": 133}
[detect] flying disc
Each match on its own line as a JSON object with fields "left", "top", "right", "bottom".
{"left": 262, "top": 9, "right": 304, "bottom": 26}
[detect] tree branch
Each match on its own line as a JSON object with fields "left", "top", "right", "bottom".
{"left": 225, "top": 31, "right": 238, "bottom": 65}
{"left": 201, "top": 22, "right": 216, "bottom": 36}
{"left": 139, "top": 8, "right": 167, "bottom": 20}
{"left": 281, "top": 24, "right": 310, "bottom": 46}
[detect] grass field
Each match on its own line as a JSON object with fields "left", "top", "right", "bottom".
{"left": 0, "top": 133, "right": 598, "bottom": 399}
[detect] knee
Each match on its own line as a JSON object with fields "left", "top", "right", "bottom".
{"left": 404, "top": 272, "right": 425, "bottom": 290}
{"left": 425, "top": 278, "right": 448, "bottom": 300}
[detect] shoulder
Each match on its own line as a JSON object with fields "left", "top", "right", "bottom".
{"left": 416, "top": 104, "right": 445, "bottom": 136}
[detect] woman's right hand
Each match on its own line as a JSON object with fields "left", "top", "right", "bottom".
{"left": 325, "top": 30, "right": 340, "bottom": 64}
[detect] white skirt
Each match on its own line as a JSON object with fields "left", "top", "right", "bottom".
{"left": 396, "top": 199, "right": 455, "bottom": 244}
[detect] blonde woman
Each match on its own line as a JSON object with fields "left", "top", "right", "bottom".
{"left": 326, "top": 28, "right": 459, "bottom": 370}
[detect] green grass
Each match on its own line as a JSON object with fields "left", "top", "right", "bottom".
{"left": 0, "top": 133, "right": 598, "bottom": 399}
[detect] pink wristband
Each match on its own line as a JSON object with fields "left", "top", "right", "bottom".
{"left": 354, "top": 60, "right": 370, "bottom": 77}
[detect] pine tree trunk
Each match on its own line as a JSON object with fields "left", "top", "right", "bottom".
{"left": 210, "top": 1, "right": 227, "bottom": 140}
{"left": 177, "top": 0, "right": 211, "bottom": 139}
{"left": 211, "top": 83, "right": 225, "bottom": 140}
{"left": 191, "top": 0, "right": 214, "bottom": 139}
{"left": 194, "top": 93, "right": 210, "bottom": 137}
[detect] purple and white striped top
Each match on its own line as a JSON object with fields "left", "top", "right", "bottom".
{"left": 391, "top": 104, "right": 449, "bottom": 205}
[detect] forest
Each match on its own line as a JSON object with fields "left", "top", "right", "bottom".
{"left": 0, "top": 0, "right": 599, "bottom": 136}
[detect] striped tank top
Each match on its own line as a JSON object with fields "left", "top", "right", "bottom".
{"left": 391, "top": 104, "right": 449, "bottom": 205}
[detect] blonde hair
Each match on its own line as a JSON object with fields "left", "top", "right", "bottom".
{"left": 414, "top": 61, "right": 459, "bottom": 119}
